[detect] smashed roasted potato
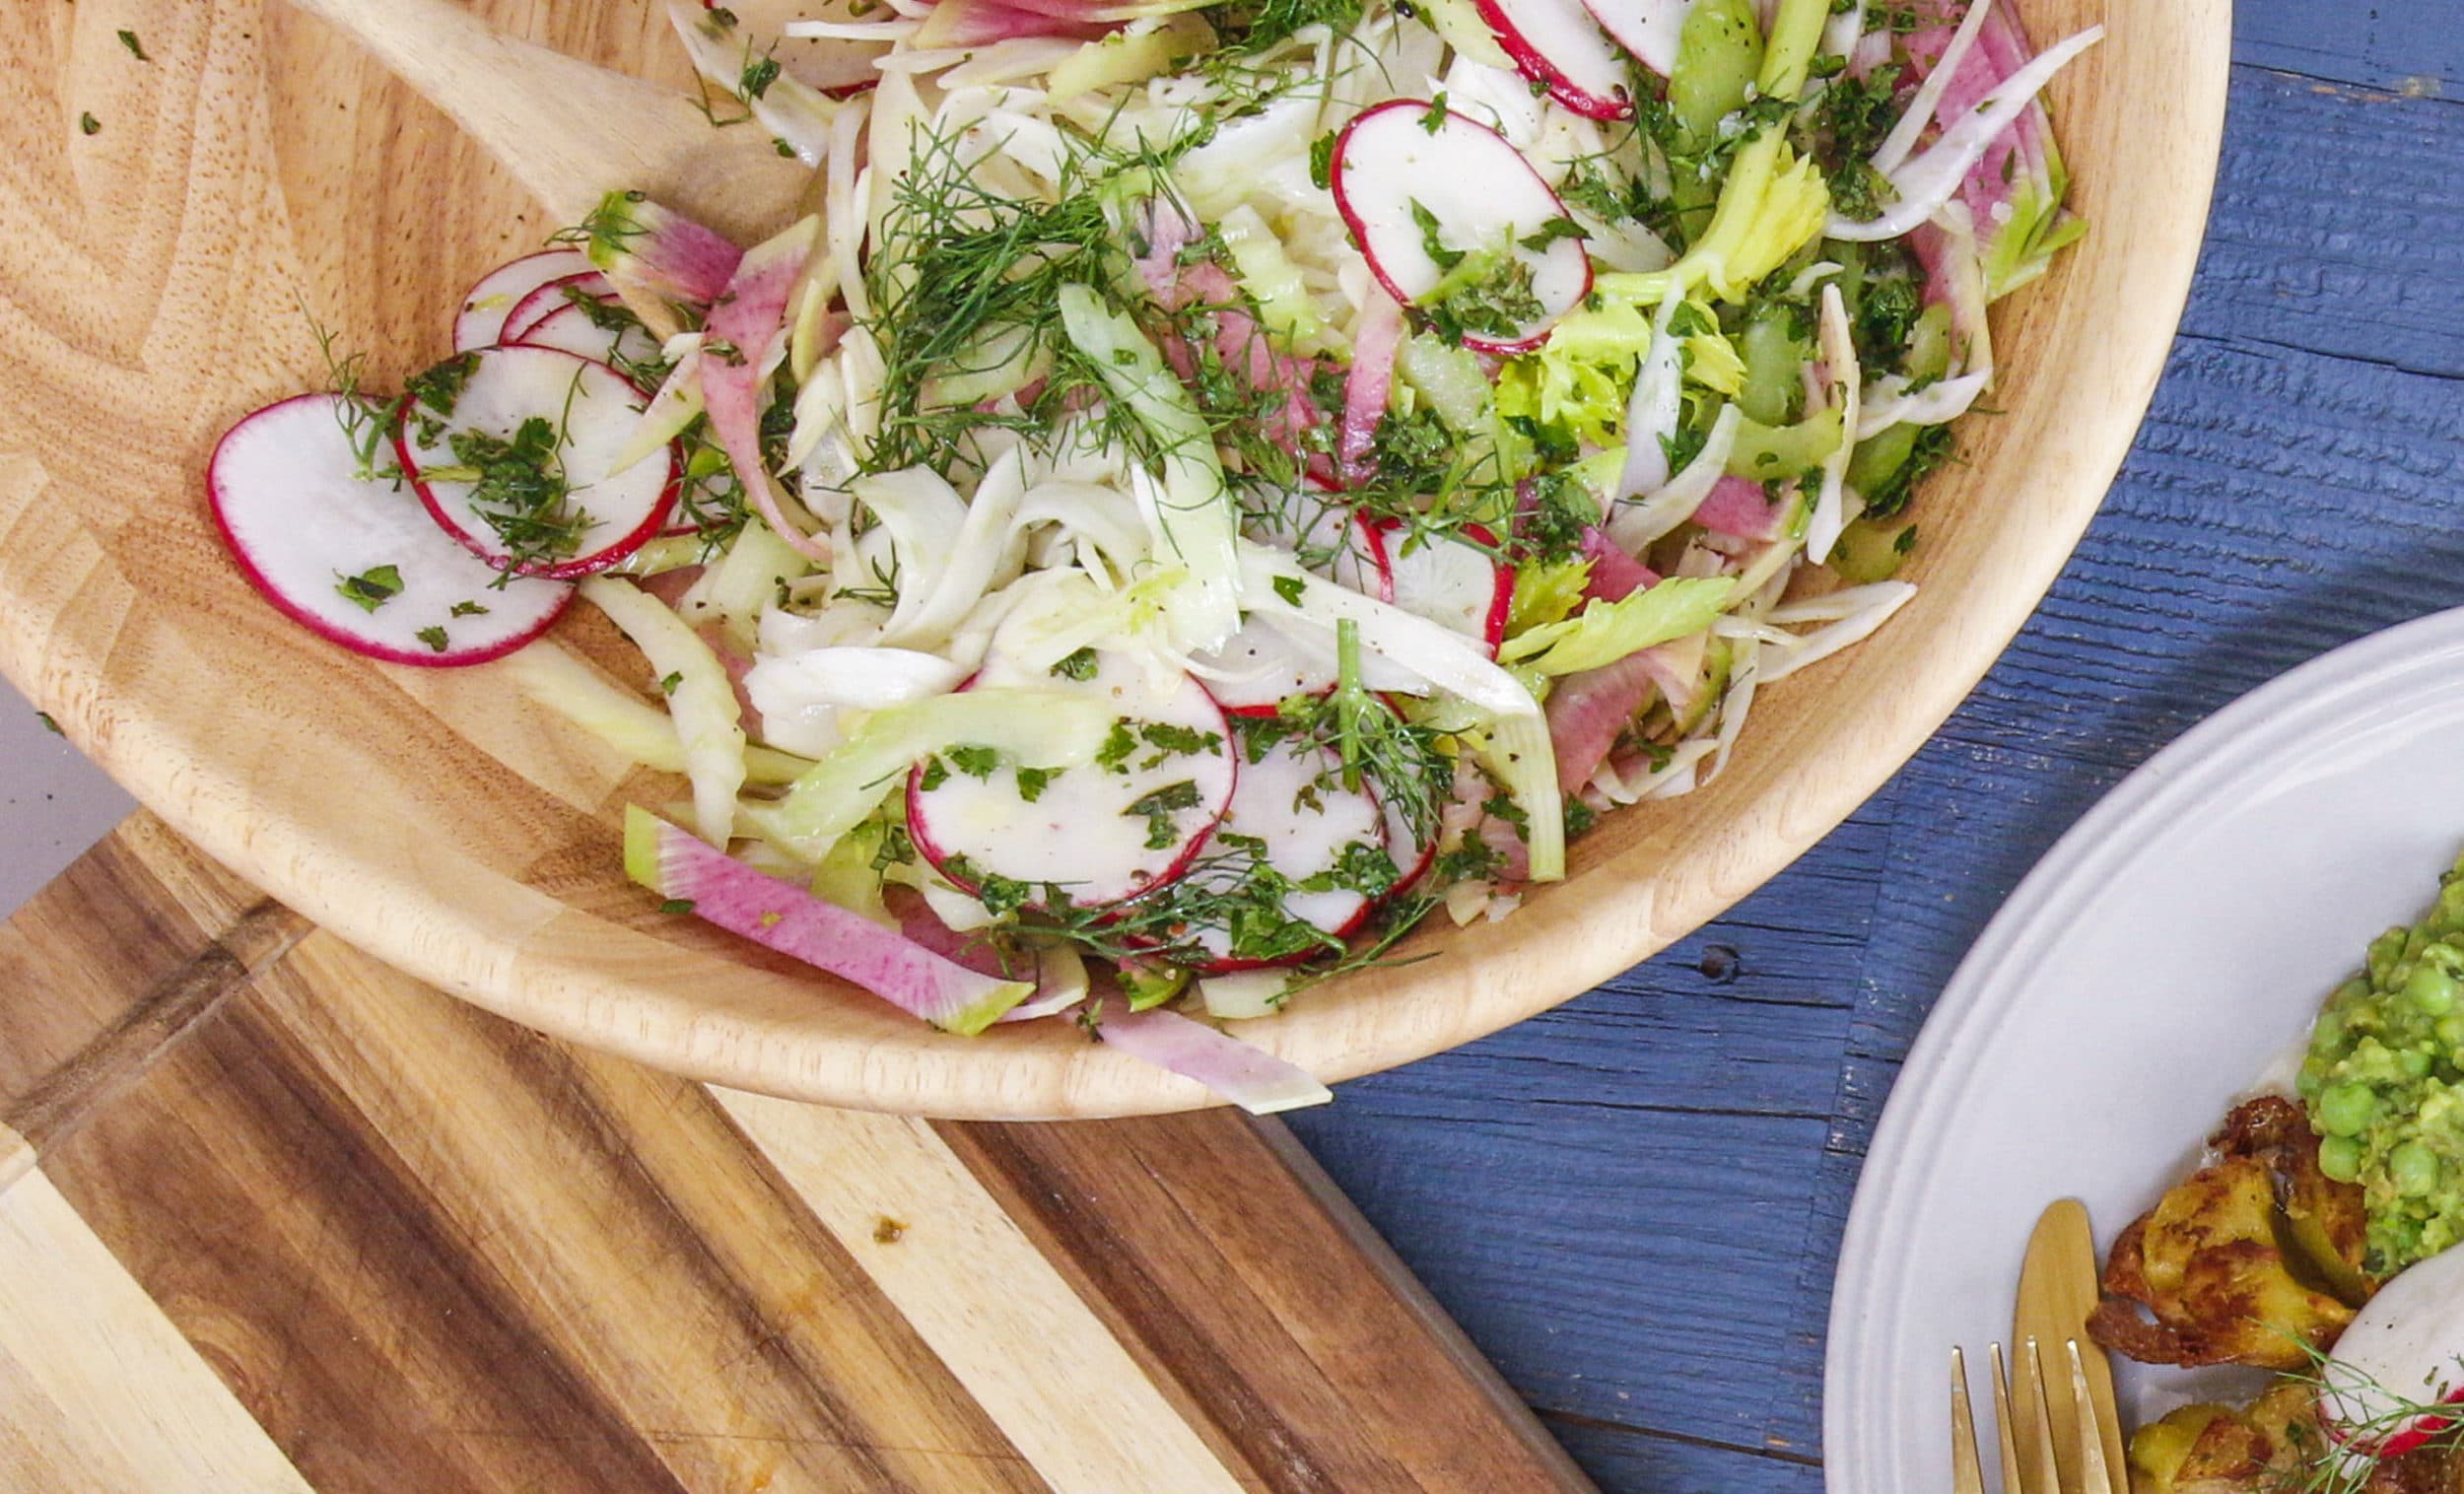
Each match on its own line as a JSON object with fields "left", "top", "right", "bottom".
{"left": 2128, "top": 1383, "right": 2464, "bottom": 1494}
{"left": 2091, "top": 1097, "right": 2374, "bottom": 1369}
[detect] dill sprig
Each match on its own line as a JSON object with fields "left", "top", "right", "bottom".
{"left": 304, "top": 309, "right": 401, "bottom": 485}
{"left": 2261, "top": 1337, "right": 2464, "bottom": 1494}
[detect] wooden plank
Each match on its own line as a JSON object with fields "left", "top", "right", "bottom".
{"left": 0, "top": 817, "right": 1592, "bottom": 1493}
{"left": 940, "top": 1114, "right": 1596, "bottom": 1494}
{"left": 0, "top": 1166, "right": 313, "bottom": 1493}
{"left": 714, "top": 1094, "right": 1245, "bottom": 1494}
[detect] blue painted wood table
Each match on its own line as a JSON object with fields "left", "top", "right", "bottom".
{"left": 1283, "top": 6, "right": 2464, "bottom": 1489}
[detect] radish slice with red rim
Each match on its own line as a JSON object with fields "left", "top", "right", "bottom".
{"left": 209, "top": 392, "right": 572, "bottom": 666}
{"left": 394, "top": 345, "right": 680, "bottom": 580}
{"left": 502, "top": 272, "right": 620, "bottom": 345}
{"left": 1377, "top": 520, "right": 1513, "bottom": 652}
{"left": 1332, "top": 102, "right": 1595, "bottom": 354}
{"left": 907, "top": 649, "right": 1239, "bottom": 911}
{"left": 1578, "top": 0, "right": 1687, "bottom": 78}
{"left": 513, "top": 301, "right": 666, "bottom": 372}
{"left": 454, "top": 249, "right": 595, "bottom": 352}
{"left": 1471, "top": 0, "right": 1634, "bottom": 119}
{"left": 1169, "top": 730, "right": 1390, "bottom": 973}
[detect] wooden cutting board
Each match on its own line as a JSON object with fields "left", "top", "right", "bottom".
{"left": 0, "top": 815, "right": 1593, "bottom": 1493}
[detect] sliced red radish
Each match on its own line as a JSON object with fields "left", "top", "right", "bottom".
{"left": 502, "top": 272, "right": 619, "bottom": 346}
{"left": 2318, "top": 1246, "right": 2464, "bottom": 1458}
{"left": 208, "top": 392, "right": 572, "bottom": 666}
{"left": 394, "top": 345, "right": 679, "bottom": 579}
{"left": 908, "top": 649, "right": 1239, "bottom": 910}
{"left": 1577, "top": 0, "right": 1687, "bottom": 78}
{"left": 513, "top": 301, "right": 665, "bottom": 371}
{"left": 454, "top": 249, "right": 595, "bottom": 352}
{"left": 1244, "top": 493, "right": 1393, "bottom": 598}
{"left": 1379, "top": 784, "right": 1439, "bottom": 899}
{"left": 1471, "top": 0, "right": 1634, "bottom": 119}
{"left": 1177, "top": 733, "right": 1389, "bottom": 972}
{"left": 1377, "top": 521, "right": 1512, "bottom": 651}
{"left": 624, "top": 806, "right": 1031, "bottom": 1034}
{"left": 1332, "top": 102, "right": 1595, "bottom": 353}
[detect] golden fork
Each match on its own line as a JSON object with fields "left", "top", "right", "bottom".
{"left": 1950, "top": 1338, "right": 2119, "bottom": 1494}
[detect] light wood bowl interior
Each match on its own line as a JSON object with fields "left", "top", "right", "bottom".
{"left": 0, "top": 0, "right": 2229, "bottom": 1117}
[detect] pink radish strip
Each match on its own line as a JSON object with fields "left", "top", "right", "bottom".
{"left": 1472, "top": 0, "right": 1634, "bottom": 118}
{"left": 1332, "top": 102, "right": 1593, "bottom": 354}
{"left": 1086, "top": 992, "right": 1331, "bottom": 1114}
{"left": 394, "top": 346, "right": 680, "bottom": 579}
{"left": 502, "top": 273, "right": 619, "bottom": 345}
{"left": 882, "top": 886, "right": 1032, "bottom": 982}
{"left": 1691, "top": 475, "right": 1791, "bottom": 541}
{"left": 625, "top": 807, "right": 1030, "bottom": 1034}
{"left": 209, "top": 393, "right": 572, "bottom": 667}
{"left": 1135, "top": 227, "right": 1335, "bottom": 482}
{"left": 513, "top": 302, "right": 664, "bottom": 370}
{"left": 584, "top": 192, "right": 744, "bottom": 308}
{"left": 914, "top": 0, "right": 1110, "bottom": 47}
{"left": 455, "top": 249, "right": 595, "bottom": 353}
{"left": 701, "top": 219, "right": 832, "bottom": 563}
{"left": 908, "top": 649, "right": 1239, "bottom": 910}
{"left": 1339, "top": 287, "right": 1403, "bottom": 488}
{"left": 1544, "top": 653, "right": 1657, "bottom": 795}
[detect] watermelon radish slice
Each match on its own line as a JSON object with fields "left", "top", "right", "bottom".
{"left": 502, "top": 273, "right": 620, "bottom": 346}
{"left": 1471, "top": 0, "right": 1634, "bottom": 119}
{"left": 1086, "top": 992, "right": 1333, "bottom": 1114}
{"left": 2317, "top": 1246, "right": 2464, "bottom": 1458}
{"left": 908, "top": 649, "right": 1240, "bottom": 910}
{"left": 1332, "top": 102, "right": 1594, "bottom": 353}
{"left": 209, "top": 392, "right": 572, "bottom": 666}
{"left": 514, "top": 301, "right": 665, "bottom": 371}
{"left": 624, "top": 806, "right": 1031, "bottom": 1034}
{"left": 394, "top": 345, "right": 679, "bottom": 580}
{"left": 454, "top": 249, "right": 595, "bottom": 352}
{"left": 1377, "top": 521, "right": 1513, "bottom": 651}
{"left": 1176, "top": 734, "right": 1389, "bottom": 972}
{"left": 1577, "top": 0, "right": 1687, "bottom": 78}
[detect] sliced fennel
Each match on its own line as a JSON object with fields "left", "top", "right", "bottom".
{"left": 1498, "top": 577, "right": 1737, "bottom": 677}
{"left": 580, "top": 577, "right": 748, "bottom": 847}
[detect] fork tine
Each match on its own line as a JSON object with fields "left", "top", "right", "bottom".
{"left": 2019, "top": 1338, "right": 2063, "bottom": 1494}
{"left": 2067, "top": 1341, "right": 2118, "bottom": 1494}
{"left": 1988, "top": 1343, "right": 2026, "bottom": 1494}
{"left": 1950, "top": 1347, "right": 1987, "bottom": 1494}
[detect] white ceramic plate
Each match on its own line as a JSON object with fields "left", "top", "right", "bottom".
{"left": 1823, "top": 605, "right": 2464, "bottom": 1492}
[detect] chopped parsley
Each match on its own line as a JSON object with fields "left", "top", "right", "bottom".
{"left": 78, "top": 112, "right": 100, "bottom": 136}
{"left": 116, "top": 30, "right": 147, "bottom": 61}
{"left": 415, "top": 625, "right": 451, "bottom": 653}
{"left": 1125, "top": 780, "right": 1204, "bottom": 850}
{"left": 449, "top": 600, "right": 489, "bottom": 618}
{"left": 658, "top": 670, "right": 683, "bottom": 695}
{"left": 1049, "top": 646, "right": 1100, "bottom": 682}
{"left": 1016, "top": 766, "right": 1060, "bottom": 803}
{"left": 1271, "top": 573, "right": 1307, "bottom": 606}
{"left": 659, "top": 898, "right": 697, "bottom": 916}
{"left": 1095, "top": 719, "right": 1140, "bottom": 773}
{"left": 946, "top": 744, "right": 1001, "bottom": 780}
{"left": 334, "top": 564, "right": 403, "bottom": 614}
{"left": 405, "top": 351, "right": 479, "bottom": 418}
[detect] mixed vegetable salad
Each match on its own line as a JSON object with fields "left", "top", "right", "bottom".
{"left": 207, "top": 0, "right": 2096, "bottom": 1111}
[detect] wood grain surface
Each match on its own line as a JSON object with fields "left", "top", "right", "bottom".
{"left": 0, "top": 0, "right": 2227, "bottom": 1117}
{"left": 0, "top": 815, "right": 1592, "bottom": 1493}
{"left": 1273, "top": 10, "right": 2464, "bottom": 1490}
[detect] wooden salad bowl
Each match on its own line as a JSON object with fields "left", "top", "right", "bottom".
{"left": 0, "top": 0, "right": 2229, "bottom": 1117}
